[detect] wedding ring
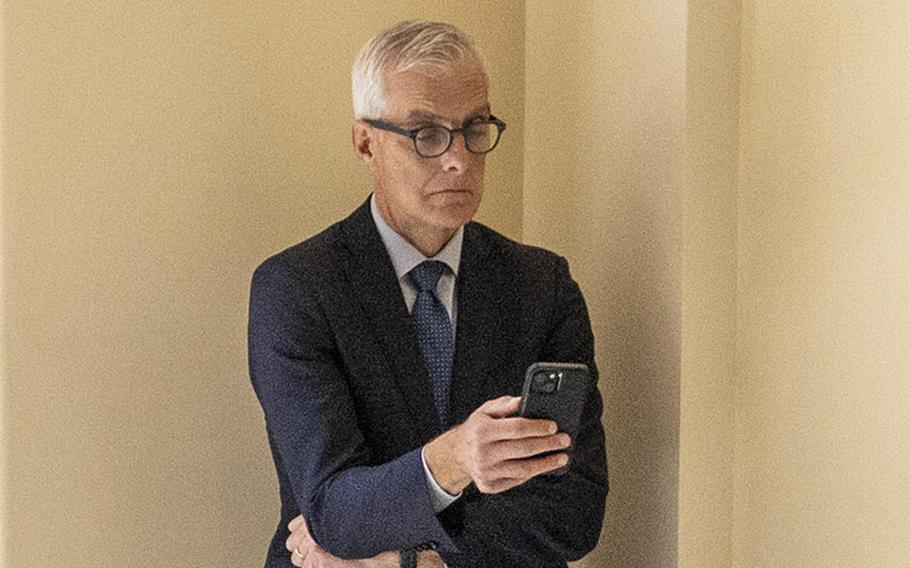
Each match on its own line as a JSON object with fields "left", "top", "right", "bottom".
{"left": 293, "top": 545, "right": 305, "bottom": 558}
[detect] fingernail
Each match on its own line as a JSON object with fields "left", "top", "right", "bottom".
{"left": 560, "top": 434, "right": 571, "bottom": 447}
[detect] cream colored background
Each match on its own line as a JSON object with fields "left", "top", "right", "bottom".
{"left": 733, "top": 2, "right": 910, "bottom": 566}
{"left": 3, "top": 2, "right": 910, "bottom": 567}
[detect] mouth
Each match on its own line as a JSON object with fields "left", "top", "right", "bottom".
{"left": 431, "top": 188, "right": 473, "bottom": 195}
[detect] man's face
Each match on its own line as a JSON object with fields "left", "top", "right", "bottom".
{"left": 363, "top": 61, "right": 490, "bottom": 246}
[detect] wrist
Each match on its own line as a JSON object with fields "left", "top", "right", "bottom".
{"left": 417, "top": 550, "right": 446, "bottom": 567}
{"left": 424, "top": 427, "right": 471, "bottom": 494}
{"left": 362, "top": 550, "right": 401, "bottom": 568}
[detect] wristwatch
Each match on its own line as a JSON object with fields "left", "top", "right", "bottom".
{"left": 401, "top": 541, "right": 441, "bottom": 568}
{"left": 399, "top": 548, "right": 417, "bottom": 568}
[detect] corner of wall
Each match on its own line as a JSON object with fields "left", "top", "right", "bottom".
{"left": 678, "top": 1, "right": 741, "bottom": 567}
{"left": 0, "top": 1, "right": 8, "bottom": 562}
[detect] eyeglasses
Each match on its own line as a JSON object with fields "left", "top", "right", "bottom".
{"left": 365, "top": 115, "right": 507, "bottom": 158}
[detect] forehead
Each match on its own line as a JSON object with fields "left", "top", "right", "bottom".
{"left": 383, "top": 62, "right": 489, "bottom": 123}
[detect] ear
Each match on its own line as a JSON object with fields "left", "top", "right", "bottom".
{"left": 352, "top": 120, "right": 375, "bottom": 165}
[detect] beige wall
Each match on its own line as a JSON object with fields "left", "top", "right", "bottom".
{"left": 678, "top": 2, "right": 739, "bottom": 567}
{"left": 0, "top": 0, "right": 6, "bottom": 559}
{"left": 0, "top": 2, "right": 524, "bottom": 566}
{"left": 734, "top": 2, "right": 910, "bottom": 566}
{"left": 525, "top": 2, "right": 687, "bottom": 566}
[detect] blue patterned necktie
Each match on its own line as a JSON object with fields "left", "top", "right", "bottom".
{"left": 408, "top": 260, "right": 455, "bottom": 429}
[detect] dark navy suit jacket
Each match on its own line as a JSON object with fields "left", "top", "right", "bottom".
{"left": 248, "top": 198, "right": 608, "bottom": 567}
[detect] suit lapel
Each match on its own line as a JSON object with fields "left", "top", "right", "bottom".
{"left": 339, "top": 199, "right": 439, "bottom": 439}
{"left": 448, "top": 223, "right": 501, "bottom": 426}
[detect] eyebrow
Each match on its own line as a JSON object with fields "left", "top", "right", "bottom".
{"left": 404, "top": 104, "right": 491, "bottom": 127}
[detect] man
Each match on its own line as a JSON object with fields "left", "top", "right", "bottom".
{"left": 249, "top": 20, "right": 608, "bottom": 568}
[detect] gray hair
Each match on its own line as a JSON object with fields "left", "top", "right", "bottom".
{"left": 351, "top": 20, "right": 485, "bottom": 119}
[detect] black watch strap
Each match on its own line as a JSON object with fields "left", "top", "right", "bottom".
{"left": 400, "top": 548, "right": 417, "bottom": 568}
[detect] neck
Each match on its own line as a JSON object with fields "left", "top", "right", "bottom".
{"left": 406, "top": 227, "right": 457, "bottom": 258}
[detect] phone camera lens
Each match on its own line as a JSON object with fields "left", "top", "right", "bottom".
{"left": 533, "top": 371, "right": 557, "bottom": 393}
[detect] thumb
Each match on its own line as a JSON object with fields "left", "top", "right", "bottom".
{"left": 479, "top": 395, "right": 521, "bottom": 418}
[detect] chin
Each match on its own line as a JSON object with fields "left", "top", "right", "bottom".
{"left": 429, "top": 200, "right": 479, "bottom": 229}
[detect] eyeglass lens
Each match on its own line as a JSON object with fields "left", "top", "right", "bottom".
{"left": 415, "top": 123, "right": 499, "bottom": 157}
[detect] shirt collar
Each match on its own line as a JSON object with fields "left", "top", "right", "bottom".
{"left": 370, "top": 194, "right": 463, "bottom": 280}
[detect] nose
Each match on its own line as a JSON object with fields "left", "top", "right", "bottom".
{"left": 439, "top": 133, "right": 469, "bottom": 174}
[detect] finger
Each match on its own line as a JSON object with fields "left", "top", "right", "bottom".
{"left": 493, "top": 452, "right": 569, "bottom": 481}
{"left": 288, "top": 514, "right": 307, "bottom": 533}
{"left": 492, "top": 432, "right": 571, "bottom": 460}
{"left": 285, "top": 529, "right": 303, "bottom": 552}
{"left": 487, "top": 416, "right": 559, "bottom": 441}
{"left": 289, "top": 543, "right": 307, "bottom": 567}
{"left": 286, "top": 532, "right": 309, "bottom": 553}
{"left": 478, "top": 396, "right": 521, "bottom": 418}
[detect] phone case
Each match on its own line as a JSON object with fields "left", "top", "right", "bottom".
{"left": 519, "top": 362, "right": 591, "bottom": 475}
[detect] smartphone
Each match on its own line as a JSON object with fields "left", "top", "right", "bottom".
{"left": 519, "top": 362, "right": 591, "bottom": 475}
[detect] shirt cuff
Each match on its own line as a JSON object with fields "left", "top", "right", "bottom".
{"left": 421, "top": 445, "right": 462, "bottom": 513}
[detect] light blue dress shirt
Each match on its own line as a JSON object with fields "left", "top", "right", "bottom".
{"left": 370, "top": 195, "right": 463, "bottom": 513}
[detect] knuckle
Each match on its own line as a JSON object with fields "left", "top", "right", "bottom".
{"left": 549, "top": 453, "right": 568, "bottom": 469}
{"left": 538, "top": 420, "right": 556, "bottom": 436}
{"left": 530, "top": 438, "right": 549, "bottom": 455}
{"left": 514, "top": 437, "right": 542, "bottom": 459}
{"left": 547, "top": 436, "right": 564, "bottom": 452}
{"left": 471, "top": 445, "right": 486, "bottom": 466}
{"left": 499, "top": 479, "right": 517, "bottom": 493}
{"left": 530, "top": 419, "right": 549, "bottom": 436}
{"left": 514, "top": 438, "right": 540, "bottom": 457}
{"left": 484, "top": 479, "right": 502, "bottom": 493}
{"left": 478, "top": 442, "right": 498, "bottom": 464}
{"left": 503, "top": 459, "right": 527, "bottom": 480}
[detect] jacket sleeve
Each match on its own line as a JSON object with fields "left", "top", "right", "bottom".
{"left": 248, "top": 255, "right": 456, "bottom": 559}
{"left": 438, "top": 256, "right": 609, "bottom": 567}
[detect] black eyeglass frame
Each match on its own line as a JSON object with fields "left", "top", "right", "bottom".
{"left": 364, "top": 115, "right": 507, "bottom": 158}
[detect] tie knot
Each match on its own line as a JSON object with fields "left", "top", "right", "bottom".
{"left": 409, "top": 261, "right": 448, "bottom": 293}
